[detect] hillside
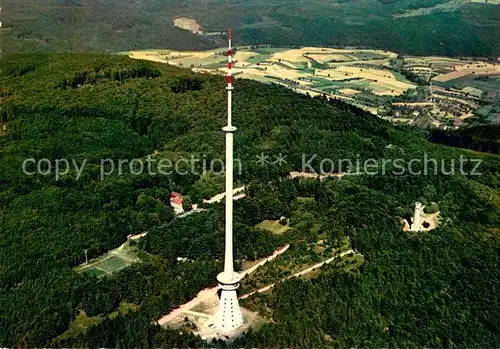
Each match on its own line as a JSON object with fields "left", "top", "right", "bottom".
{"left": 1, "top": 0, "right": 499, "bottom": 56}
{"left": 0, "top": 54, "right": 499, "bottom": 347}
{"left": 128, "top": 46, "right": 500, "bottom": 130}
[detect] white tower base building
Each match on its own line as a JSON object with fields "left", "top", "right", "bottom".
{"left": 216, "top": 272, "right": 243, "bottom": 330}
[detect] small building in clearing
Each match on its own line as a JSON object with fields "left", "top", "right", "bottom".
{"left": 170, "top": 192, "right": 184, "bottom": 215}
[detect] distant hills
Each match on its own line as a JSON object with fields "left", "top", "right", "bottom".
{"left": 1, "top": 0, "right": 499, "bottom": 56}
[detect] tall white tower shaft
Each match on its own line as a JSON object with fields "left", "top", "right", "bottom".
{"left": 215, "top": 28, "right": 244, "bottom": 332}
{"left": 410, "top": 202, "right": 423, "bottom": 232}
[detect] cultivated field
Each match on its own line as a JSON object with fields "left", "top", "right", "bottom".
{"left": 315, "top": 66, "right": 414, "bottom": 96}
{"left": 128, "top": 46, "right": 412, "bottom": 99}
{"left": 129, "top": 49, "right": 228, "bottom": 68}
{"left": 128, "top": 46, "right": 496, "bottom": 123}
{"left": 433, "top": 62, "right": 500, "bottom": 82}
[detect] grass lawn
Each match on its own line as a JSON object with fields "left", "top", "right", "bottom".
{"left": 53, "top": 311, "right": 103, "bottom": 343}
{"left": 320, "top": 80, "right": 371, "bottom": 93}
{"left": 53, "top": 302, "right": 139, "bottom": 344}
{"left": 447, "top": 75, "right": 500, "bottom": 93}
{"left": 175, "top": 54, "right": 227, "bottom": 68}
{"left": 246, "top": 53, "right": 272, "bottom": 64}
{"left": 201, "top": 61, "right": 227, "bottom": 69}
{"left": 85, "top": 267, "right": 108, "bottom": 278}
{"left": 255, "top": 220, "right": 290, "bottom": 235}
{"left": 253, "top": 47, "right": 288, "bottom": 54}
{"left": 357, "top": 51, "right": 388, "bottom": 60}
{"left": 108, "top": 301, "right": 139, "bottom": 320}
{"left": 272, "top": 61, "right": 297, "bottom": 70}
{"left": 391, "top": 70, "right": 413, "bottom": 83}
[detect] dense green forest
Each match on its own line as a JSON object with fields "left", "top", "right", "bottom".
{"left": 1, "top": 0, "right": 499, "bottom": 56}
{"left": 0, "top": 54, "right": 499, "bottom": 347}
{"left": 429, "top": 125, "right": 500, "bottom": 154}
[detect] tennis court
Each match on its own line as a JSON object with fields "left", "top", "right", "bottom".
{"left": 76, "top": 241, "right": 140, "bottom": 278}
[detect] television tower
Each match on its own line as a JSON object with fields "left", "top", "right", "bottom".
{"left": 215, "top": 28, "right": 244, "bottom": 332}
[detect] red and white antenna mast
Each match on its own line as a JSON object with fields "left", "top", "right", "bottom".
{"left": 226, "top": 28, "right": 233, "bottom": 126}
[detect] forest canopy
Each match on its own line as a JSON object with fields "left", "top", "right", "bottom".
{"left": 0, "top": 54, "right": 499, "bottom": 348}
{"left": 1, "top": 0, "right": 499, "bottom": 57}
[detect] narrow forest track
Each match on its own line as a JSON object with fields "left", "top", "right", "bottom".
{"left": 240, "top": 249, "right": 356, "bottom": 299}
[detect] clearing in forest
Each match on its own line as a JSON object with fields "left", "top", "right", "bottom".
{"left": 75, "top": 240, "right": 140, "bottom": 278}
{"left": 173, "top": 16, "right": 202, "bottom": 34}
{"left": 255, "top": 219, "right": 291, "bottom": 235}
